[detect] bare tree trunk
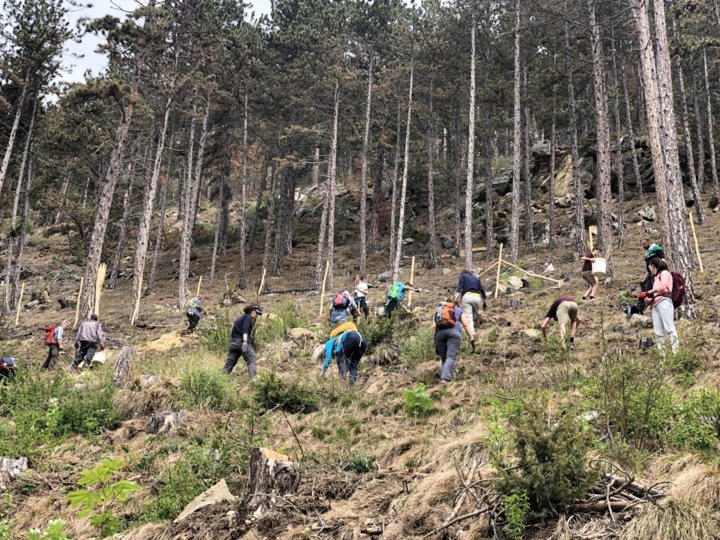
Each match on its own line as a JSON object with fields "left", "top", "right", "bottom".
{"left": 272, "top": 170, "right": 296, "bottom": 275}
{"left": 0, "top": 70, "right": 29, "bottom": 195}
{"left": 565, "top": 2, "right": 587, "bottom": 252}
{"left": 238, "top": 92, "right": 249, "bottom": 289}
{"left": 703, "top": 49, "right": 720, "bottom": 197}
{"left": 311, "top": 147, "right": 320, "bottom": 189}
{"left": 6, "top": 156, "right": 34, "bottom": 312}
{"left": 609, "top": 29, "right": 626, "bottom": 247}
{"left": 485, "top": 132, "right": 496, "bottom": 258}
{"left": 454, "top": 139, "right": 465, "bottom": 258}
{"left": 548, "top": 56, "right": 557, "bottom": 249}
{"left": 464, "top": 14, "right": 477, "bottom": 270}
{"left": 261, "top": 165, "right": 278, "bottom": 287}
{"left": 691, "top": 61, "right": 706, "bottom": 192}
{"left": 676, "top": 55, "right": 706, "bottom": 223}
{"left": 370, "top": 150, "right": 384, "bottom": 250}
{"left": 359, "top": 58, "right": 373, "bottom": 275}
{"left": 148, "top": 164, "right": 169, "bottom": 290}
{"left": 622, "top": 70, "right": 643, "bottom": 195}
{"left": 178, "top": 100, "right": 197, "bottom": 305}
{"left": 80, "top": 98, "right": 135, "bottom": 319}
{"left": 587, "top": 0, "right": 614, "bottom": 276}
{"left": 11, "top": 95, "right": 37, "bottom": 228}
{"left": 325, "top": 79, "right": 340, "bottom": 290}
{"left": 510, "top": 0, "right": 522, "bottom": 263}
{"left": 313, "top": 168, "right": 329, "bottom": 289}
{"left": 426, "top": 81, "right": 438, "bottom": 270}
{"left": 522, "top": 66, "right": 534, "bottom": 247}
{"left": 392, "top": 59, "right": 414, "bottom": 280}
{"left": 389, "top": 100, "right": 401, "bottom": 267}
{"left": 108, "top": 166, "right": 136, "bottom": 289}
{"left": 249, "top": 161, "right": 268, "bottom": 254}
{"left": 54, "top": 176, "right": 70, "bottom": 225}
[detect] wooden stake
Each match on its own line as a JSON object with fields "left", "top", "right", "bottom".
{"left": 131, "top": 274, "right": 143, "bottom": 326}
{"left": 494, "top": 243, "right": 503, "bottom": 299}
{"left": 318, "top": 260, "right": 330, "bottom": 318}
{"left": 407, "top": 256, "right": 416, "bottom": 308}
{"left": 196, "top": 275, "right": 203, "bottom": 297}
{"left": 689, "top": 211, "right": 704, "bottom": 274}
{"left": 14, "top": 282, "right": 25, "bottom": 326}
{"left": 479, "top": 260, "right": 498, "bottom": 277}
{"left": 588, "top": 225, "right": 597, "bottom": 251}
{"left": 257, "top": 267, "right": 267, "bottom": 304}
{"left": 501, "top": 259, "right": 563, "bottom": 285}
{"left": 73, "top": 277, "right": 83, "bottom": 329}
{"left": 95, "top": 263, "right": 107, "bottom": 317}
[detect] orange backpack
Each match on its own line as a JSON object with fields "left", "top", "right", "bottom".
{"left": 434, "top": 302, "right": 457, "bottom": 329}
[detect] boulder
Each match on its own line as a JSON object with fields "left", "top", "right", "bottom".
{"left": 377, "top": 270, "right": 393, "bottom": 283}
{"left": 507, "top": 276, "right": 524, "bottom": 291}
{"left": 543, "top": 263, "right": 555, "bottom": 275}
{"left": 175, "top": 479, "right": 236, "bottom": 523}
{"left": 286, "top": 327, "right": 315, "bottom": 347}
{"left": 0, "top": 456, "right": 28, "bottom": 488}
{"left": 638, "top": 206, "right": 656, "bottom": 222}
{"left": 441, "top": 268, "right": 452, "bottom": 276}
{"left": 402, "top": 237, "right": 415, "bottom": 245}
{"left": 523, "top": 328, "right": 541, "bottom": 339}
{"left": 441, "top": 237, "right": 455, "bottom": 249}
{"left": 147, "top": 410, "right": 188, "bottom": 434}
{"left": 630, "top": 314, "right": 653, "bottom": 329}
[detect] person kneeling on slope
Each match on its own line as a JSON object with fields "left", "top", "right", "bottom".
{"left": 321, "top": 329, "right": 367, "bottom": 386}
{"left": 223, "top": 305, "right": 262, "bottom": 377}
{"left": 432, "top": 298, "right": 475, "bottom": 384}
{"left": 541, "top": 296, "right": 581, "bottom": 348}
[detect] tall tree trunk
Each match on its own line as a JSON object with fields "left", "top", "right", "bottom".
{"left": 609, "top": 28, "right": 626, "bottom": 248}
{"left": 238, "top": 92, "right": 249, "bottom": 289}
{"left": 522, "top": 66, "right": 534, "bottom": 247}
{"left": 426, "top": 81, "right": 438, "bottom": 270}
{"left": 130, "top": 97, "right": 173, "bottom": 320}
{"left": 548, "top": 56, "right": 557, "bottom": 249}
{"left": 178, "top": 100, "right": 197, "bottom": 304}
{"left": 80, "top": 98, "right": 135, "bottom": 318}
{"left": 621, "top": 71, "right": 643, "bottom": 195}
{"left": 392, "top": 59, "right": 414, "bottom": 280}
{"left": 325, "top": 79, "right": 340, "bottom": 290}
{"left": 370, "top": 150, "right": 384, "bottom": 250}
{"left": 464, "top": 14, "right": 477, "bottom": 270}
{"left": 565, "top": 1, "right": 586, "bottom": 252}
{"left": 148, "top": 164, "right": 169, "bottom": 290}
{"left": 359, "top": 58, "right": 373, "bottom": 275}
{"left": 5, "top": 155, "right": 34, "bottom": 312}
{"left": 703, "top": 49, "right": 720, "bottom": 197}
{"left": 485, "top": 132, "right": 496, "bottom": 258}
{"left": 587, "top": 0, "right": 614, "bottom": 276}
{"left": 454, "top": 140, "right": 465, "bottom": 258}
{"left": 108, "top": 166, "right": 136, "bottom": 289}
{"left": 261, "top": 165, "right": 278, "bottom": 288}
{"left": 272, "top": 170, "right": 296, "bottom": 275}
{"left": 313, "top": 168, "right": 329, "bottom": 289}
{"left": 676, "top": 55, "right": 706, "bottom": 223}
{"left": 0, "top": 70, "right": 29, "bottom": 195}
{"left": 691, "top": 61, "right": 706, "bottom": 192}
{"left": 249, "top": 161, "right": 268, "bottom": 254}
{"left": 510, "top": 0, "right": 522, "bottom": 263}
{"left": 311, "top": 147, "right": 320, "bottom": 189}
{"left": 389, "top": 99, "right": 401, "bottom": 267}
{"left": 54, "top": 176, "right": 70, "bottom": 225}
{"left": 11, "top": 94, "right": 37, "bottom": 228}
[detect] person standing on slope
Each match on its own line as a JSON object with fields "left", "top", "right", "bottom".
{"left": 456, "top": 269, "right": 487, "bottom": 329}
{"left": 223, "top": 305, "right": 262, "bottom": 377}
{"left": 432, "top": 298, "right": 475, "bottom": 384}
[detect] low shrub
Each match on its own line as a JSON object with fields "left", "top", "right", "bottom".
{"left": 402, "top": 383, "right": 434, "bottom": 418}
{"left": 254, "top": 300, "right": 309, "bottom": 346}
{"left": 667, "top": 390, "right": 720, "bottom": 452}
{"left": 501, "top": 489, "right": 530, "bottom": 540}
{"left": 399, "top": 327, "right": 436, "bottom": 365}
{"left": 55, "top": 385, "right": 121, "bottom": 436}
{"left": 252, "top": 372, "right": 318, "bottom": 413}
{"left": 357, "top": 316, "right": 400, "bottom": 349}
{"left": 341, "top": 452, "right": 375, "bottom": 473}
{"left": 178, "top": 366, "right": 237, "bottom": 411}
{"left": 199, "top": 316, "right": 232, "bottom": 355}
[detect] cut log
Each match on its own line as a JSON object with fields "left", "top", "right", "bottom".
{"left": 112, "top": 345, "right": 135, "bottom": 387}
{"left": 174, "top": 479, "right": 236, "bottom": 523}
{"left": 242, "top": 448, "right": 300, "bottom": 518}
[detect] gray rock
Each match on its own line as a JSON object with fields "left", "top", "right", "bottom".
{"left": 377, "top": 270, "right": 393, "bottom": 283}
{"left": 441, "top": 268, "right": 452, "bottom": 276}
{"left": 543, "top": 263, "right": 555, "bottom": 274}
{"left": 147, "top": 410, "right": 188, "bottom": 434}
{"left": 442, "top": 237, "right": 455, "bottom": 249}
{"left": 630, "top": 314, "right": 653, "bottom": 329}
{"left": 638, "top": 206, "right": 656, "bottom": 221}
{"left": 507, "top": 276, "right": 524, "bottom": 291}
{"left": 402, "top": 237, "right": 414, "bottom": 245}
{"left": 0, "top": 456, "right": 28, "bottom": 488}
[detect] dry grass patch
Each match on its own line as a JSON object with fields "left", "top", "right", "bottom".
{"left": 672, "top": 464, "right": 720, "bottom": 511}
{"left": 621, "top": 498, "right": 720, "bottom": 540}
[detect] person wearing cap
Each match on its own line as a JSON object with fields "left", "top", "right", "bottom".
{"left": 540, "top": 296, "right": 581, "bottom": 348}
{"left": 223, "top": 305, "right": 262, "bottom": 377}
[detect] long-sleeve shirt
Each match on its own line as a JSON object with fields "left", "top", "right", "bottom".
{"left": 75, "top": 320, "right": 104, "bottom": 344}
{"left": 648, "top": 270, "right": 673, "bottom": 308}
{"left": 322, "top": 334, "right": 344, "bottom": 371}
{"left": 456, "top": 273, "right": 486, "bottom": 299}
{"left": 231, "top": 314, "right": 254, "bottom": 344}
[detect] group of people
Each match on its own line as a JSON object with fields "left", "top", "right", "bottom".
{"left": 42, "top": 314, "right": 106, "bottom": 371}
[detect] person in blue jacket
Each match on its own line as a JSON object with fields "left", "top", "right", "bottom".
{"left": 321, "top": 329, "right": 367, "bottom": 386}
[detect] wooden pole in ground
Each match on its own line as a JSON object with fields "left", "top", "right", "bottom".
{"left": 14, "top": 282, "right": 25, "bottom": 326}
{"left": 130, "top": 275, "right": 143, "bottom": 326}
{"left": 689, "top": 211, "right": 704, "bottom": 274}
{"left": 588, "top": 226, "right": 595, "bottom": 250}
{"left": 257, "top": 267, "right": 266, "bottom": 304}
{"left": 407, "top": 256, "right": 416, "bottom": 308}
{"left": 318, "top": 260, "right": 330, "bottom": 318}
{"left": 479, "top": 260, "right": 498, "bottom": 277}
{"left": 500, "top": 259, "right": 563, "bottom": 285}
{"left": 196, "top": 275, "right": 203, "bottom": 297}
{"left": 95, "top": 263, "right": 107, "bottom": 316}
{"left": 494, "top": 243, "right": 503, "bottom": 299}
{"left": 73, "top": 277, "right": 83, "bottom": 329}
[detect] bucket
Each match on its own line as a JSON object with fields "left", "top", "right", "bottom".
{"left": 91, "top": 350, "right": 107, "bottom": 365}
{"left": 592, "top": 257, "right": 607, "bottom": 277}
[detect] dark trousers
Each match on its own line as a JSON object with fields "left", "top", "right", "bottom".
{"left": 355, "top": 297, "right": 369, "bottom": 318}
{"left": 72, "top": 341, "right": 97, "bottom": 368}
{"left": 42, "top": 344, "right": 60, "bottom": 370}
{"left": 386, "top": 298, "right": 399, "bottom": 318}
{"left": 223, "top": 341, "right": 257, "bottom": 378}
{"left": 187, "top": 312, "right": 201, "bottom": 332}
{"left": 341, "top": 332, "right": 367, "bottom": 385}
{"left": 435, "top": 328, "right": 462, "bottom": 382}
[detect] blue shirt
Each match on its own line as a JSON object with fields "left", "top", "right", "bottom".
{"left": 456, "top": 273, "right": 486, "bottom": 299}
{"left": 322, "top": 334, "right": 344, "bottom": 371}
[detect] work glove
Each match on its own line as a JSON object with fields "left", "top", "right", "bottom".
{"left": 241, "top": 342, "right": 248, "bottom": 353}
{"left": 470, "top": 338, "right": 476, "bottom": 352}
{"left": 99, "top": 343, "right": 105, "bottom": 351}
{"left": 482, "top": 301, "right": 488, "bottom": 311}
{"left": 638, "top": 292, "right": 648, "bottom": 300}
{"left": 320, "top": 368, "right": 327, "bottom": 378}
{"left": 74, "top": 342, "right": 79, "bottom": 350}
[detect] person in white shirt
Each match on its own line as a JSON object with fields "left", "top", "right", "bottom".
{"left": 354, "top": 274, "right": 369, "bottom": 317}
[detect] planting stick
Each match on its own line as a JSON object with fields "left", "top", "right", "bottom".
{"left": 407, "top": 256, "right": 416, "bottom": 307}
{"left": 494, "top": 243, "right": 503, "bottom": 299}
{"left": 478, "top": 260, "right": 498, "bottom": 277}
{"left": 257, "top": 267, "right": 266, "bottom": 304}
{"left": 318, "top": 260, "right": 329, "bottom": 318}
{"left": 689, "top": 211, "right": 704, "bottom": 273}
{"left": 73, "top": 277, "right": 83, "bottom": 329}
{"left": 14, "top": 282, "right": 24, "bottom": 326}
{"left": 501, "top": 259, "right": 563, "bottom": 285}
{"left": 95, "top": 263, "right": 106, "bottom": 316}
{"left": 196, "top": 275, "right": 203, "bottom": 297}
{"left": 131, "top": 275, "right": 142, "bottom": 326}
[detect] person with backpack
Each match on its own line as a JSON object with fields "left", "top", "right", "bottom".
{"left": 185, "top": 295, "right": 206, "bottom": 334}
{"left": 321, "top": 328, "right": 367, "bottom": 386}
{"left": 639, "top": 257, "right": 680, "bottom": 354}
{"left": 329, "top": 291, "right": 358, "bottom": 327}
{"left": 626, "top": 241, "right": 665, "bottom": 318}
{"left": 540, "top": 297, "right": 581, "bottom": 347}
{"left": 385, "top": 281, "right": 419, "bottom": 318}
{"left": 580, "top": 248, "right": 601, "bottom": 301}
{"left": 432, "top": 297, "right": 475, "bottom": 384}
{"left": 71, "top": 314, "right": 106, "bottom": 370}
{"left": 354, "top": 275, "right": 370, "bottom": 318}
{"left": 223, "top": 305, "right": 262, "bottom": 377}
{"left": 42, "top": 320, "right": 69, "bottom": 370}
{"left": 456, "top": 270, "right": 487, "bottom": 329}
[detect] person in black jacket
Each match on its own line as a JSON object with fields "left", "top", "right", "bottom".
{"left": 223, "top": 305, "right": 262, "bottom": 377}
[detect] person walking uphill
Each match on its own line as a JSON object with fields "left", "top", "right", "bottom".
{"left": 385, "top": 281, "right": 419, "bottom": 318}
{"left": 42, "top": 320, "right": 69, "bottom": 370}
{"left": 432, "top": 298, "right": 475, "bottom": 384}
{"left": 639, "top": 258, "right": 679, "bottom": 354}
{"left": 329, "top": 291, "right": 358, "bottom": 327}
{"left": 456, "top": 270, "right": 487, "bottom": 329}
{"left": 184, "top": 295, "right": 206, "bottom": 334}
{"left": 541, "top": 296, "right": 581, "bottom": 347}
{"left": 321, "top": 329, "right": 367, "bottom": 386}
{"left": 354, "top": 275, "right": 370, "bottom": 318}
{"left": 580, "top": 248, "right": 601, "bottom": 301}
{"left": 71, "top": 314, "right": 105, "bottom": 370}
{"left": 223, "top": 306, "right": 262, "bottom": 377}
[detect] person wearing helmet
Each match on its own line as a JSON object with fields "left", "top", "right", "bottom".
{"left": 223, "top": 305, "right": 262, "bottom": 377}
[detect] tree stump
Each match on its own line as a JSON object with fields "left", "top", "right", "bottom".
{"left": 112, "top": 345, "right": 135, "bottom": 387}
{"left": 242, "top": 448, "right": 300, "bottom": 518}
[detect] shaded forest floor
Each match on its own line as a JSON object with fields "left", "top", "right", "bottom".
{"left": 3, "top": 193, "right": 720, "bottom": 539}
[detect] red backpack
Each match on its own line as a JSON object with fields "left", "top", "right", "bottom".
{"left": 670, "top": 272, "right": 685, "bottom": 308}
{"left": 434, "top": 302, "right": 457, "bottom": 329}
{"left": 333, "top": 293, "right": 348, "bottom": 310}
{"left": 44, "top": 325, "right": 58, "bottom": 346}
